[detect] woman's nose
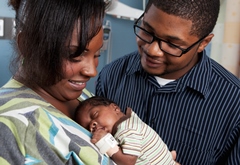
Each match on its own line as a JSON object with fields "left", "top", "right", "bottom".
{"left": 82, "top": 60, "right": 98, "bottom": 77}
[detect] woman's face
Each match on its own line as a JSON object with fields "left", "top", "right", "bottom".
{"left": 44, "top": 26, "right": 103, "bottom": 101}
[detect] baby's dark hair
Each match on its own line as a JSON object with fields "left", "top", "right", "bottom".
{"left": 76, "top": 96, "right": 117, "bottom": 116}
{"left": 146, "top": 0, "right": 220, "bottom": 37}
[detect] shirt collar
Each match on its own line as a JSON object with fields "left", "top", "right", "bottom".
{"left": 177, "top": 50, "right": 212, "bottom": 98}
{"left": 126, "top": 50, "right": 212, "bottom": 98}
{"left": 126, "top": 51, "right": 148, "bottom": 77}
{"left": 112, "top": 107, "right": 132, "bottom": 135}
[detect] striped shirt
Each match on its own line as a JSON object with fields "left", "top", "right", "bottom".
{"left": 96, "top": 50, "right": 240, "bottom": 165}
{"left": 0, "top": 79, "right": 115, "bottom": 165}
{"left": 114, "top": 108, "right": 175, "bottom": 165}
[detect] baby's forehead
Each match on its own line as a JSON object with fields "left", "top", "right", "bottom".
{"left": 81, "top": 104, "right": 104, "bottom": 113}
{"left": 80, "top": 103, "right": 92, "bottom": 112}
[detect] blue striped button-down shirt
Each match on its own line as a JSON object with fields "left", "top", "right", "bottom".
{"left": 96, "top": 50, "right": 240, "bottom": 165}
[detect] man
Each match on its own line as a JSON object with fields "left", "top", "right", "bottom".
{"left": 96, "top": 0, "right": 240, "bottom": 164}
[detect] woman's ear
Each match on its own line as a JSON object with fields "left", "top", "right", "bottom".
{"left": 197, "top": 33, "right": 214, "bottom": 53}
{"left": 17, "top": 31, "right": 24, "bottom": 55}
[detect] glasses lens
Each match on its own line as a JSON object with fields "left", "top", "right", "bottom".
{"left": 135, "top": 26, "right": 182, "bottom": 56}
{"left": 161, "top": 42, "right": 182, "bottom": 56}
{"left": 134, "top": 14, "right": 183, "bottom": 57}
{"left": 134, "top": 26, "right": 153, "bottom": 43}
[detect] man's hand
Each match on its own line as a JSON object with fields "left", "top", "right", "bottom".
{"left": 91, "top": 128, "right": 108, "bottom": 144}
{"left": 171, "top": 150, "right": 181, "bottom": 165}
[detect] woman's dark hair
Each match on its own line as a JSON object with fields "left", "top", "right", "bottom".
{"left": 8, "top": 0, "right": 108, "bottom": 87}
{"left": 146, "top": 0, "right": 220, "bottom": 37}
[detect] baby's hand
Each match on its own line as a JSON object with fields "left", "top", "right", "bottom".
{"left": 91, "top": 128, "right": 108, "bottom": 144}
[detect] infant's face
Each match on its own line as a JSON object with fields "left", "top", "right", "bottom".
{"left": 76, "top": 103, "right": 122, "bottom": 134}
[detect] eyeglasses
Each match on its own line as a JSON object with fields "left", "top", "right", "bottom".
{"left": 133, "top": 13, "right": 208, "bottom": 57}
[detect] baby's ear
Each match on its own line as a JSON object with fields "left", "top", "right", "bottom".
{"left": 111, "top": 103, "right": 120, "bottom": 112}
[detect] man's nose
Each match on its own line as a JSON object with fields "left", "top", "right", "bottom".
{"left": 146, "top": 40, "right": 164, "bottom": 57}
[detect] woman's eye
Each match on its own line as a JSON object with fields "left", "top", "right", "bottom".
{"left": 70, "top": 56, "right": 83, "bottom": 62}
{"left": 94, "top": 50, "right": 101, "bottom": 58}
{"left": 69, "top": 50, "right": 88, "bottom": 62}
{"left": 95, "top": 54, "right": 101, "bottom": 58}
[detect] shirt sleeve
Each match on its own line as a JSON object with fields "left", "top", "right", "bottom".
{"left": 220, "top": 122, "right": 240, "bottom": 165}
{"left": 115, "top": 128, "right": 143, "bottom": 157}
{"left": 0, "top": 121, "right": 25, "bottom": 164}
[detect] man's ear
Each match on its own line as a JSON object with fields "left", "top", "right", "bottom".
{"left": 197, "top": 33, "right": 214, "bottom": 53}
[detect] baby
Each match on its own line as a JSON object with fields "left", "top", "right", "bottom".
{"left": 75, "top": 96, "right": 175, "bottom": 165}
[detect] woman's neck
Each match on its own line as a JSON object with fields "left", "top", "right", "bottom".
{"left": 14, "top": 76, "right": 79, "bottom": 119}
{"left": 34, "top": 86, "right": 80, "bottom": 119}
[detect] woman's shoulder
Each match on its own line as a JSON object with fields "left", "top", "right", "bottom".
{"left": 0, "top": 78, "right": 51, "bottom": 111}
{"left": 0, "top": 79, "right": 116, "bottom": 165}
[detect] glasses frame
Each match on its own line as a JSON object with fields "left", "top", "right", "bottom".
{"left": 134, "top": 13, "right": 209, "bottom": 57}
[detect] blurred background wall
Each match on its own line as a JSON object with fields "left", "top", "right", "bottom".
{"left": 0, "top": 0, "right": 14, "bottom": 88}
{"left": 0, "top": 0, "right": 239, "bottom": 94}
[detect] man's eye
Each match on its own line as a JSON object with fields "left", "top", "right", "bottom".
{"left": 166, "top": 43, "right": 178, "bottom": 49}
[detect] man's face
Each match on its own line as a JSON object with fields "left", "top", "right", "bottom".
{"left": 137, "top": 5, "right": 208, "bottom": 79}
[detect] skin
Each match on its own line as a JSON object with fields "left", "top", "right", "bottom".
{"left": 76, "top": 103, "right": 124, "bottom": 134}
{"left": 17, "top": 25, "right": 104, "bottom": 118}
{"left": 76, "top": 104, "right": 138, "bottom": 165}
{"left": 76, "top": 104, "right": 179, "bottom": 165}
{"left": 138, "top": 4, "right": 213, "bottom": 79}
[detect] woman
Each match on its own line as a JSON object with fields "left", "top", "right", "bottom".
{"left": 0, "top": 0, "right": 115, "bottom": 164}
